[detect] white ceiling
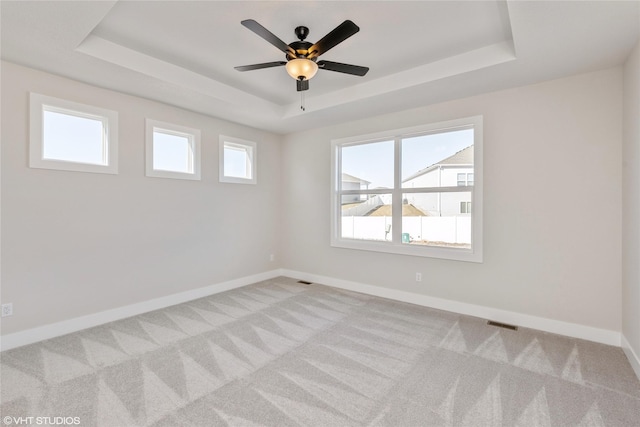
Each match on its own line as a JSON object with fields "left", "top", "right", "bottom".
{"left": 1, "top": 1, "right": 638, "bottom": 135}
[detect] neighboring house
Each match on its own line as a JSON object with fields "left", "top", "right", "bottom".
{"left": 341, "top": 173, "right": 371, "bottom": 203}
{"left": 402, "top": 145, "right": 474, "bottom": 216}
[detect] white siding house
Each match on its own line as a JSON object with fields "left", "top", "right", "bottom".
{"left": 341, "top": 173, "right": 370, "bottom": 203}
{"left": 402, "top": 146, "right": 473, "bottom": 216}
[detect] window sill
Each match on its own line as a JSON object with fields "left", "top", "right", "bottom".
{"left": 331, "top": 238, "right": 482, "bottom": 263}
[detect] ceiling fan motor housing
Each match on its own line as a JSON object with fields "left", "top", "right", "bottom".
{"left": 287, "top": 40, "right": 314, "bottom": 60}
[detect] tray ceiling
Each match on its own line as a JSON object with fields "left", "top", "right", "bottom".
{"left": 1, "top": 1, "right": 638, "bottom": 134}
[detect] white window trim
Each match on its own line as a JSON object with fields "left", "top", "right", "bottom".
{"left": 145, "top": 119, "right": 201, "bottom": 181}
{"left": 330, "top": 115, "right": 483, "bottom": 263}
{"left": 29, "top": 93, "right": 118, "bottom": 174}
{"left": 219, "top": 135, "right": 257, "bottom": 184}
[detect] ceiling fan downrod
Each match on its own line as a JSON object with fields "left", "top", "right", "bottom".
{"left": 295, "top": 26, "right": 309, "bottom": 41}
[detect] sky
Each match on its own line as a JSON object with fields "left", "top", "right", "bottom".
{"left": 153, "top": 131, "right": 192, "bottom": 173}
{"left": 341, "top": 128, "right": 474, "bottom": 189}
{"left": 223, "top": 146, "right": 250, "bottom": 178}
{"left": 43, "top": 110, "right": 105, "bottom": 165}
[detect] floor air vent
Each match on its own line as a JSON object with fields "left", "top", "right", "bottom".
{"left": 297, "top": 280, "right": 313, "bottom": 285}
{"left": 487, "top": 320, "right": 518, "bottom": 331}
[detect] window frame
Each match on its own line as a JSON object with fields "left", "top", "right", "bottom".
{"left": 219, "top": 135, "right": 257, "bottom": 185}
{"left": 29, "top": 92, "right": 118, "bottom": 174}
{"left": 330, "top": 115, "right": 483, "bottom": 263}
{"left": 145, "top": 119, "right": 201, "bottom": 181}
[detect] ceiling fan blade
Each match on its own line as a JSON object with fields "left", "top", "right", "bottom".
{"left": 234, "top": 61, "right": 286, "bottom": 72}
{"left": 307, "top": 20, "right": 360, "bottom": 58}
{"left": 241, "top": 19, "right": 296, "bottom": 56}
{"left": 317, "top": 60, "right": 369, "bottom": 76}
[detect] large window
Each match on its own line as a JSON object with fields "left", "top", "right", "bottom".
{"left": 331, "top": 116, "right": 483, "bottom": 262}
{"left": 29, "top": 93, "right": 118, "bottom": 174}
{"left": 145, "top": 119, "right": 201, "bottom": 180}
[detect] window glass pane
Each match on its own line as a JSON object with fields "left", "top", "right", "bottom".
{"left": 224, "top": 145, "right": 251, "bottom": 179}
{"left": 402, "top": 129, "right": 474, "bottom": 188}
{"left": 219, "top": 137, "right": 256, "bottom": 184}
{"left": 402, "top": 191, "right": 472, "bottom": 249}
{"left": 153, "top": 131, "right": 192, "bottom": 173}
{"left": 43, "top": 109, "right": 105, "bottom": 165}
{"left": 342, "top": 141, "right": 394, "bottom": 190}
{"left": 341, "top": 194, "right": 392, "bottom": 241}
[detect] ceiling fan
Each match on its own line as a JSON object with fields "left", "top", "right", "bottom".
{"left": 235, "top": 19, "right": 369, "bottom": 92}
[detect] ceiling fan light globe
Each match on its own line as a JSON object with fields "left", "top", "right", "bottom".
{"left": 285, "top": 59, "right": 318, "bottom": 80}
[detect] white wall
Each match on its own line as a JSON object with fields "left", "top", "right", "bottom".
{"left": 0, "top": 62, "right": 281, "bottom": 334}
{"left": 281, "top": 68, "right": 623, "bottom": 333}
{"left": 622, "top": 39, "right": 640, "bottom": 370}
{"left": 0, "top": 60, "right": 632, "bottom": 353}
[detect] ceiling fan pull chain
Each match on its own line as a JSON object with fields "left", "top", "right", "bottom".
{"left": 300, "top": 91, "right": 306, "bottom": 111}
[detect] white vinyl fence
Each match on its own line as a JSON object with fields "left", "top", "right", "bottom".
{"left": 342, "top": 216, "right": 471, "bottom": 244}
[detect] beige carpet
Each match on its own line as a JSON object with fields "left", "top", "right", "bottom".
{"left": 1, "top": 276, "right": 639, "bottom": 426}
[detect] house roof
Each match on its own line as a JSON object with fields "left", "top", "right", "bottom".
{"left": 342, "top": 173, "right": 371, "bottom": 185}
{"left": 436, "top": 145, "right": 473, "bottom": 166}
{"left": 403, "top": 145, "right": 473, "bottom": 182}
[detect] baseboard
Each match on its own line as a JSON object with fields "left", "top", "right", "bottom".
{"left": 1, "top": 268, "right": 623, "bottom": 352}
{"left": 622, "top": 334, "right": 640, "bottom": 381}
{"left": 281, "top": 269, "right": 621, "bottom": 347}
{"left": 0, "top": 269, "right": 283, "bottom": 351}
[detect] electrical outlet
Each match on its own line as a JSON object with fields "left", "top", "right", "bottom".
{"left": 2, "top": 303, "right": 13, "bottom": 317}
{"left": 415, "top": 273, "right": 422, "bottom": 282}
{"left": 269, "top": 254, "right": 275, "bottom": 262}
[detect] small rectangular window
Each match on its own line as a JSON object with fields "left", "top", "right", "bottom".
{"left": 29, "top": 93, "right": 118, "bottom": 174}
{"left": 219, "top": 136, "right": 257, "bottom": 184}
{"left": 145, "top": 119, "right": 201, "bottom": 180}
